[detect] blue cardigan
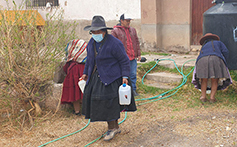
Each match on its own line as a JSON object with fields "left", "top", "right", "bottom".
{"left": 83, "top": 34, "right": 130, "bottom": 85}
{"left": 196, "top": 40, "right": 229, "bottom": 65}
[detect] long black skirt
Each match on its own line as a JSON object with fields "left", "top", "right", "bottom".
{"left": 82, "top": 70, "right": 137, "bottom": 122}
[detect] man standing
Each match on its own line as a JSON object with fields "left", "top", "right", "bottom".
{"left": 111, "top": 13, "right": 141, "bottom": 96}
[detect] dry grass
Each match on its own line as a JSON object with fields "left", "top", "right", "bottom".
{"left": 1, "top": 2, "right": 237, "bottom": 146}
{"left": 1, "top": 99, "right": 237, "bottom": 147}
{"left": 1, "top": 59, "right": 237, "bottom": 146}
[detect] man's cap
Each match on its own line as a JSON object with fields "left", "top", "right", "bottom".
{"left": 120, "top": 13, "right": 132, "bottom": 20}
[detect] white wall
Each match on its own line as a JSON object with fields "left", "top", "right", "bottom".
{"left": 0, "top": 0, "right": 24, "bottom": 9}
{"left": 0, "top": 0, "right": 141, "bottom": 21}
{"left": 0, "top": 0, "right": 141, "bottom": 45}
{"left": 60, "top": 0, "right": 140, "bottom": 20}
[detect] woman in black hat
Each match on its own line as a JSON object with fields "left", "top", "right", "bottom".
{"left": 80, "top": 15, "right": 136, "bottom": 141}
{"left": 192, "top": 33, "right": 232, "bottom": 103}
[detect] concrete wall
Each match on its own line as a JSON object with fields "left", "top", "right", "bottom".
{"left": 141, "top": 0, "right": 191, "bottom": 52}
{"left": 1, "top": 0, "right": 192, "bottom": 52}
{"left": 61, "top": 19, "right": 141, "bottom": 44}
{"left": 41, "top": 0, "right": 141, "bottom": 43}
{"left": 141, "top": 0, "right": 162, "bottom": 49}
{"left": 0, "top": 0, "right": 23, "bottom": 8}
{"left": 0, "top": 0, "right": 141, "bottom": 20}
{"left": 161, "top": 0, "right": 191, "bottom": 52}
{"left": 0, "top": 0, "right": 141, "bottom": 43}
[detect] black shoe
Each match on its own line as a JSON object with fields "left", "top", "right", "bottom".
{"left": 133, "top": 90, "right": 139, "bottom": 96}
{"left": 140, "top": 57, "right": 147, "bottom": 62}
{"left": 75, "top": 112, "right": 81, "bottom": 116}
{"left": 73, "top": 110, "right": 81, "bottom": 116}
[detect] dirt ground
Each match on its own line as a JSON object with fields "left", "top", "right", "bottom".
{"left": 1, "top": 99, "right": 237, "bottom": 147}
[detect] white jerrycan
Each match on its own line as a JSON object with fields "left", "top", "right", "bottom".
{"left": 118, "top": 83, "right": 131, "bottom": 105}
{"left": 78, "top": 78, "right": 86, "bottom": 93}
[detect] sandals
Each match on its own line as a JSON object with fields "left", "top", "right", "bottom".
{"left": 200, "top": 97, "right": 207, "bottom": 102}
{"left": 200, "top": 96, "right": 217, "bottom": 103}
{"left": 210, "top": 98, "right": 216, "bottom": 103}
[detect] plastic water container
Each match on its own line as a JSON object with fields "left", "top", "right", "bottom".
{"left": 78, "top": 79, "right": 86, "bottom": 93}
{"left": 119, "top": 83, "right": 131, "bottom": 105}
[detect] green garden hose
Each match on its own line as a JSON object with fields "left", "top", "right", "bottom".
{"left": 84, "top": 112, "right": 127, "bottom": 147}
{"left": 38, "top": 119, "right": 90, "bottom": 147}
{"left": 38, "top": 58, "right": 195, "bottom": 147}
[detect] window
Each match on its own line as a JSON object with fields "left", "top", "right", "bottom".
{"left": 233, "top": 27, "right": 237, "bottom": 42}
{"left": 26, "top": 0, "right": 59, "bottom": 8}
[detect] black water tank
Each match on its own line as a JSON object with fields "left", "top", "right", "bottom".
{"left": 215, "top": 0, "right": 237, "bottom": 3}
{"left": 203, "top": 0, "right": 237, "bottom": 70}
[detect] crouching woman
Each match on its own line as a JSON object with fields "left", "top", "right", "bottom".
{"left": 192, "top": 33, "right": 232, "bottom": 103}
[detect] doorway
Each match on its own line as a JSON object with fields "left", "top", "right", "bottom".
{"left": 191, "top": 0, "right": 214, "bottom": 45}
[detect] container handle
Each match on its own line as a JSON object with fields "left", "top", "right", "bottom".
{"left": 233, "top": 3, "right": 237, "bottom": 6}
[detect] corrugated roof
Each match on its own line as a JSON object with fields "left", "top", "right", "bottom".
{"left": 0, "top": 10, "right": 45, "bottom": 26}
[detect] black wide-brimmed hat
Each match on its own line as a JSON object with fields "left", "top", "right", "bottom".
{"left": 84, "top": 16, "right": 112, "bottom": 31}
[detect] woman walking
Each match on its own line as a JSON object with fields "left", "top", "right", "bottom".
{"left": 80, "top": 15, "right": 137, "bottom": 141}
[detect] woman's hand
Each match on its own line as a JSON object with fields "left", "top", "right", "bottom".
{"left": 122, "top": 78, "right": 128, "bottom": 85}
{"left": 80, "top": 74, "right": 88, "bottom": 81}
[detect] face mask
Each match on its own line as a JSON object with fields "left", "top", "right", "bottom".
{"left": 92, "top": 33, "right": 104, "bottom": 42}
